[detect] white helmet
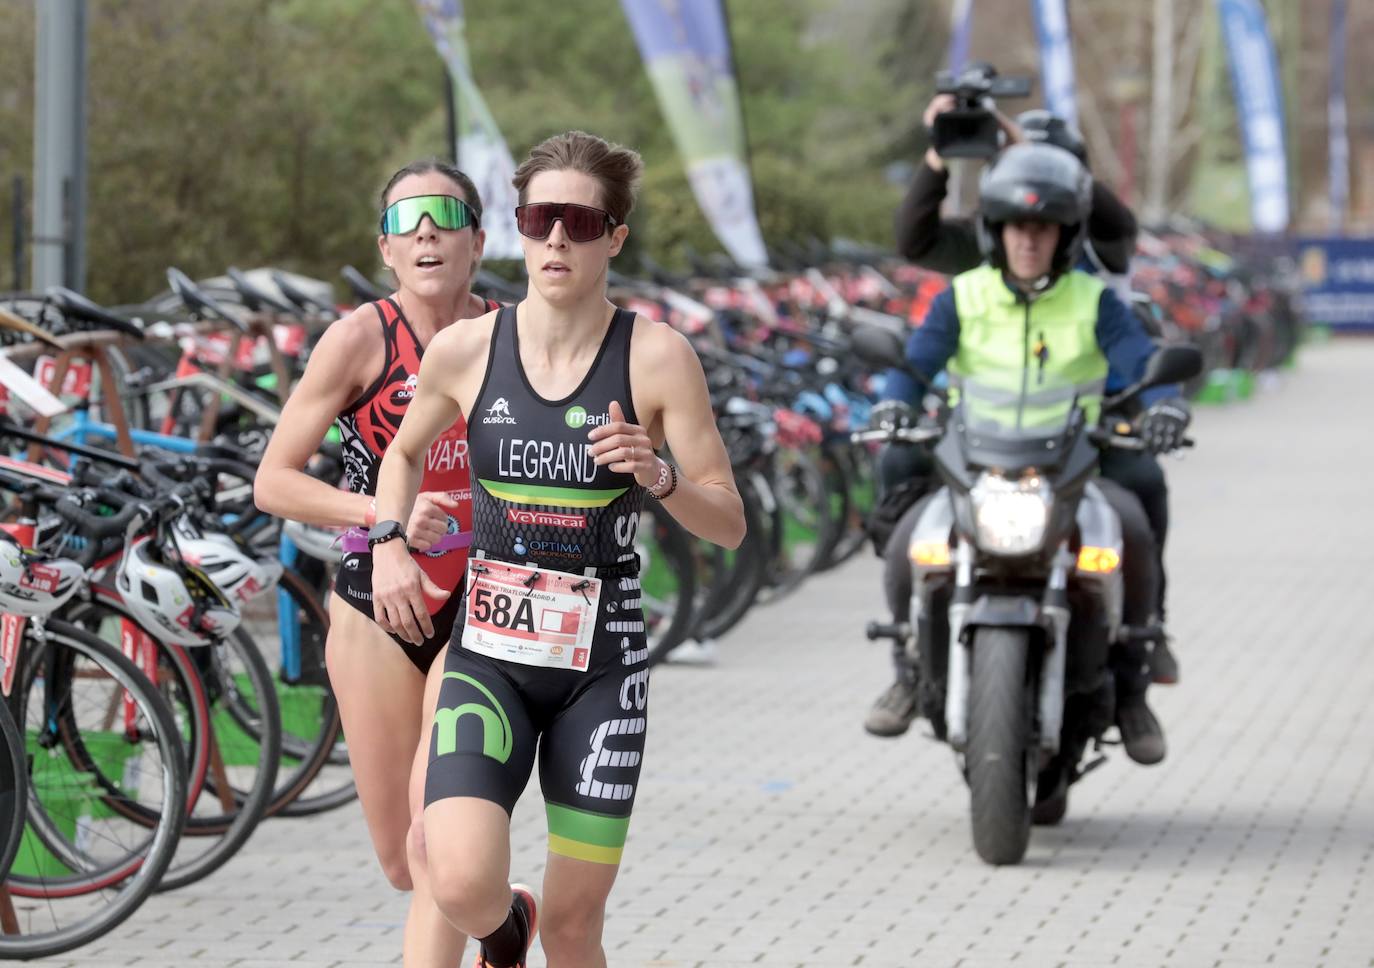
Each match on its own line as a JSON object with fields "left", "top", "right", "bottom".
{"left": 281, "top": 519, "right": 344, "bottom": 564}
{"left": 116, "top": 535, "right": 240, "bottom": 647}
{"left": 171, "top": 516, "right": 282, "bottom": 604}
{"left": 0, "top": 532, "right": 84, "bottom": 617}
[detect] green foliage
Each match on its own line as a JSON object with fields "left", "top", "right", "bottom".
{"left": 3, "top": 0, "right": 937, "bottom": 302}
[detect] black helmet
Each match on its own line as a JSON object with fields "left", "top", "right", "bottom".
{"left": 977, "top": 142, "right": 1092, "bottom": 281}
{"left": 1016, "top": 109, "right": 1088, "bottom": 165}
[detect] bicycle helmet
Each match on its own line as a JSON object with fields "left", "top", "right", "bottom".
{"left": 116, "top": 535, "right": 240, "bottom": 647}
{"left": 0, "top": 532, "right": 84, "bottom": 617}
{"left": 1015, "top": 109, "right": 1088, "bottom": 165}
{"left": 171, "top": 516, "right": 283, "bottom": 604}
{"left": 977, "top": 142, "right": 1092, "bottom": 283}
{"left": 281, "top": 519, "right": 344, "bottom": 564}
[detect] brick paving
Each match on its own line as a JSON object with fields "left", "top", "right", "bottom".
{"left": 29, "top": 339, "right": 1374, "bottom": 967}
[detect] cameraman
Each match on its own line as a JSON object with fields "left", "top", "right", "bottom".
{"left": 863, "top": 93, "right": 1180, "bottom": 741}
{"left": 895, "top": 95, "right": 1139, "bottom": 281}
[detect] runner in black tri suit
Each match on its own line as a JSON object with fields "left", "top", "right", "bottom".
{"left": 255, "top": 161, "right": 493, "bottom": 965}
{"left": 369, "top": 132, "right": 745, "bottom": 968}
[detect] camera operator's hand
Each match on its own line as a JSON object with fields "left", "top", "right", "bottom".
{"left": 922, "top": 94, "right": 958, "bottom": 172}
{"left": 924, "top": 93, "right": 1025, "bottom": 173}
{"left": 992, "top": 108, "right": 1025, "bottom": 147}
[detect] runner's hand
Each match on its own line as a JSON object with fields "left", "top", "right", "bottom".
{"left": 407, "top": 490, "right": 461, "bottom": 552}
{"left": 370, "top": 542, "right": 449, "bottom": 645}
{"left": 587, "top": 400, "right": 660, "bottom": 488}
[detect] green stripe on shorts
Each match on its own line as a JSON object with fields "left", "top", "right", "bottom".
{"left": 546, "top": 802, "right": 631, "bottom": 850}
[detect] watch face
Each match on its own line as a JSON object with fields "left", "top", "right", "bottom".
{"left": 368, "top": 521, "right": 404, "bottom": 543}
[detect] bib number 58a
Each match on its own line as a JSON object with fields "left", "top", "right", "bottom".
{"left": 470, "top": 587, "right": 535, "bottom": 633}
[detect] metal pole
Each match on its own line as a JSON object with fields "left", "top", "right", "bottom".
{"left": 31, "top": 0, "right": 87, "bottom": 293}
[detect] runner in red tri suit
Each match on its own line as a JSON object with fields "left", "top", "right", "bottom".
{"left": 255, "top": 160, "right": 492, "bottom": 965}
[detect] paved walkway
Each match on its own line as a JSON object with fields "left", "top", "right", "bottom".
{"left": 35, "top": 339, "right": 1374, "bottom": 966}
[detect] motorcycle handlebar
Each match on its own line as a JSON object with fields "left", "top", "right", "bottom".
{"left": 1088, "top": 428, "right": 1195, "bottom": 452}
{"left": 849, "top": 426, "right": 941, "bottom": 445}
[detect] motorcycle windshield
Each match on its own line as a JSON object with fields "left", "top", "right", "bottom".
{"left": 955, "top": 371, "right": 1083, "bottom": 468}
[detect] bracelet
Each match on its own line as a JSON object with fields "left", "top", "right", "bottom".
{"left": 648, "top": 460, "right": 678, "bottom": 500}
{"left": 364, "top": 497, "right": 377, "bottom": 529}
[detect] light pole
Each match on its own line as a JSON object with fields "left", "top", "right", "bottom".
{"left": 31, "top": 0, "right": 88, "bottom": 293}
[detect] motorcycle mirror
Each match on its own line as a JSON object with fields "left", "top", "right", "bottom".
{"left": 850, "top": 324, "right": 907, "bottom": 370}
{"left": 1104, "top": 343, "right": 1205, "bottom": 410}
{"left": 1140, "top": 344, "right": 1204, "bottom": 389}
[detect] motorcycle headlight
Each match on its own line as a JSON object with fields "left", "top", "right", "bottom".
{"left": 970, "top": 472, "right": 1051, "bottom": 556}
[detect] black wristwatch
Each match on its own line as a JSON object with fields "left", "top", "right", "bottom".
{"left": 367, "top": 520, "right": 408, "bottom": 550}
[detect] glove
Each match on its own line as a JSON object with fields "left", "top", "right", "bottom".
{"left": 869, "top": 400, "right": 916, "bottom": 432}
{"left": 1138, "top": 401, "right": 1191, "bottom": 454}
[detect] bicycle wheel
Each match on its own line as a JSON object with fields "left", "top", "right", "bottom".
{"left": 817, "top": 442, "right": 875, "bottom": 571}
{"left": 638, "top": 506, "right": 698, "bottom": 667}
{"left": 61, "top": 594, "right": 275, "bottom": 891}
{"left": 1, "top": 619, "right": 186, "bottom": 959}
{"left": 238, "top": 566, "right": 351, "bottom": 818}
{"left": 155, "top": 627, "right": 280, "bottom": 890}
{"left": 691, "top": 477, "right": 768, "bottom": 642}
{"left": 0, "top": 701, "right": 25, "bottom": 881}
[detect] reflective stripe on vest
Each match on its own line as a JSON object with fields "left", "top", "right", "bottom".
{"left": 950, "top": 266, "right": 1110, "bottom": 426}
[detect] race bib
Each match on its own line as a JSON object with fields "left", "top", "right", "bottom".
{"left": 460, "top": 559, "right": 600, "bottom": 673}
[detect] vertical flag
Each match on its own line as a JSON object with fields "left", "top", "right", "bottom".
{"left": 1030, "top": 0, "right": 1078, "bottom": 126}
{"left": 1328, "top": 0, "right": 1349, "bottom": 233}
{"left": 947, "top": 0, "right": 974, "bottom": 72}
{"left": 620, "top": 0, "right": 769, "bottom": 268}
{"left": 413, "top": 0, "right": 522, "bottom": 258}
{"left": 1215, "top": 0, "right": 1289, "bottom": 233}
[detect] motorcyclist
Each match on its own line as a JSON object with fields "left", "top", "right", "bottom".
{"left": 865, "top": 142, "right": 1185, "bottom": 766}
{"left": 864, "top": 97, "right": 1181, "bottom": 740}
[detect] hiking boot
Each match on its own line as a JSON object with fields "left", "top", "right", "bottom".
{"left": 1149, "top": 638, "right": 1180, "bottom": 685}
{"left": 864, "top": 678, "right": 919, "bottom": 737}
{"left": 1116, "top": 692, "right": 1167, "bottom": 765}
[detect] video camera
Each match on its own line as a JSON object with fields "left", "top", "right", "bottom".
{"left": 930, "top": 63, "right": 1033, "bottom": 160}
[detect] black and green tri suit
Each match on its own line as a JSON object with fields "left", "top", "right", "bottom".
{"left": 425, "top": 305, "right": 648, "bottom": 866}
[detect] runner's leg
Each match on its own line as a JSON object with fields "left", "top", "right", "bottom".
{"left": 421, "top": 652, "right": 537, "bottom": 945}
{"left": 539, "top": 854, "right": 619, "bottom": 968}
{"left": 404, "top": 643, "right": 469, "bottom": 966}
{"left": 325, "top": 596, "right": 426, "bottom": 890}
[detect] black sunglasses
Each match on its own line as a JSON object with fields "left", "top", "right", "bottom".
{"left": 515, "top": 202, "right": 618, "bottom": 243}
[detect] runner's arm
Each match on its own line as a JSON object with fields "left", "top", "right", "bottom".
{"left": 254, "top": 316, "right": 374, "bottom": 527}
{"left": 642, "top": 329, "right": 745, "bottom": 549}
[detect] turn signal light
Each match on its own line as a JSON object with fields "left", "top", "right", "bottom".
{"left": 1077, "top": 546, "right": 1121, "bottom": 573}
{"left": 911, "top": 541, "right": 951, "bottom": 566}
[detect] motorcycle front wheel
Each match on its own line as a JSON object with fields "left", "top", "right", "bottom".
{"left": 965, "top": 627, "right": 1035, "bottom": 865}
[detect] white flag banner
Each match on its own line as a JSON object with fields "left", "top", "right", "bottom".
{"left": 414, "top": 0, "right": 522, "bottom": 259}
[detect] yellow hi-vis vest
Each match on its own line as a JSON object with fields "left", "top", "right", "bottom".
{"left": 949, "top": 265, "right": 1110, "bottom": 427}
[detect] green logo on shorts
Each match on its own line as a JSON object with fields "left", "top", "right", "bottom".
{"left": 432, "top": 673, "right": 513, "bottom": 763}
{"left": 564, "top": 405, "right": 588, "bottom": 429}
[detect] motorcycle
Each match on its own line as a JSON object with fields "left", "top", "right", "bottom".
{"left": 851, "top": 328, "right": 1201, "bottom": 865}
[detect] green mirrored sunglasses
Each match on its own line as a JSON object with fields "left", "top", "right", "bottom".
{"left": 379, "top": 194, "right": 479, "bottom": 235}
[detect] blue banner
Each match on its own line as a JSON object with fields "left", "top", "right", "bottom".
{"left": 1328, "top": 0, "right": 1349, "bottom": 232}
{"left": 947, "top": 0, "right": 973, "bottom": 73}
{"left": 1030, "top": 0, "right": 1077, "bottom": 127}
{"left": 619, "top": 0, "right": 768, "bottom": 268}
{"left": 1216, "top": 0, "right": 1289, "bottom": 233}
{"left": 1299, "top": 237, "right": 1374, "bottom": 330}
